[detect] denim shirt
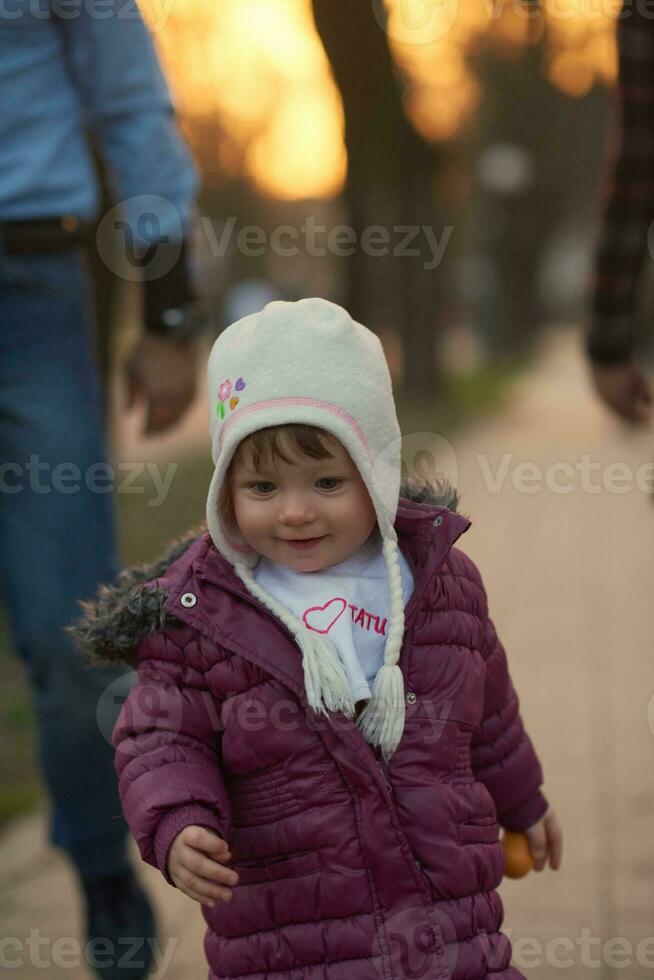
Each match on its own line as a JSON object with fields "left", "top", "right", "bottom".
{"left": 0, "top": 0, "right": 198, "bottom": 239}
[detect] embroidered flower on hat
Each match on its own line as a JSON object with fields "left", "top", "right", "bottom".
{"left": 217, "top": 377, "right": 246, "bottom": 420}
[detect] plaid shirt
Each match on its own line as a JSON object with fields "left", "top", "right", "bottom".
{"left": 587, "top": 4, "right": 654, "bottom": 364}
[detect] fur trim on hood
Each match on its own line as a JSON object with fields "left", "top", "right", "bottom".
{"left": 67, "top": 479, "right": 460, "bottom": 670}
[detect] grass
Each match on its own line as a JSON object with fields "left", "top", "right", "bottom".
{"left": 0, "top": 352, "right": 528, "bottom": 831}
{"left": 396, "top": 351, "right": 530, "bottom": 437}
{"left": 0, "top": 610, "right": 42, "bottom": 827}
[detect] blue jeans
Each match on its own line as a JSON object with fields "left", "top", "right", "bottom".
{"left": 0, "top": 245, "right": 133, "bottom": 878}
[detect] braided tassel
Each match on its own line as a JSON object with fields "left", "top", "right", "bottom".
{"left": 235, "top": 562, "right": 355, "bottom": 719}
{"left": 356, "top": 662, "right": 405, "bottom": 760}
{"left": 295, "top": 628, "right": 355, "bottom": 717}
{"left": 356, "top": 538, "right": 407, "bottom": 760}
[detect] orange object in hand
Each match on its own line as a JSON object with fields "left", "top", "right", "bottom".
{"left": 502, "top": 831, "right": 533, "bottom": 878}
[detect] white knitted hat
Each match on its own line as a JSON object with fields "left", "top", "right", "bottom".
{"left": 205, "top": 297, "right": 406, "bottom": 760}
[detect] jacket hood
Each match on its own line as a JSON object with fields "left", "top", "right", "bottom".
{"left": 67, "top": 478, "right": 462, "bottom": 670}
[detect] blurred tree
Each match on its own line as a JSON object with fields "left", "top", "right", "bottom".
{"left": 310, "top": 0, "right": 446, "bottom": 398}
{"left": 466, "top": 28, "right": 609, "bottom": 359}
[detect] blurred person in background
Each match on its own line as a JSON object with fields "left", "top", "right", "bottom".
{"left": 586, "top": 2, "right": 654, "bottom": 426}
{"left": 0, "top": 3, "right": 205, "bottom": 977}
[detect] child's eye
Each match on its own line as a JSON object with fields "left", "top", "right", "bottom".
{"left": 249, "top": 482, "right": 276, "bottom": 494}
{"left": 316, "top": 478, "right": 343, "bottom": 490}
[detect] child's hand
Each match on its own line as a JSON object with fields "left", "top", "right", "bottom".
{"left": 168, "top": 825, "right": 240, "bottom": 908}
{"left": 524, "top": 807, "right": 563, "bottom": 871}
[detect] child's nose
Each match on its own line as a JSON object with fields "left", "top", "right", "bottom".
{"left": 278, "top": 493, "right": 317, "bottom": 524}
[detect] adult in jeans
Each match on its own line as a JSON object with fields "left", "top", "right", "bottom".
{"left": 0, "top": 3, "right": 203, "bottom": 977}
{"left": 587, "top": 2, "right": 653, "bottom": 426}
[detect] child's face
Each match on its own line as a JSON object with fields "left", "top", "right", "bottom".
{"left": 231, "top": 435, "right": 377, "bottom": 572}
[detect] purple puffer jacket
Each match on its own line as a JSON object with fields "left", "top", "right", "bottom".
{"left": 74, "top": 485, "right": 548, "bottom": 980}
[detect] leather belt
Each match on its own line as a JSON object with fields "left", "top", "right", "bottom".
{"left": 0, "top": 216, "right": 92, "bottom": 255}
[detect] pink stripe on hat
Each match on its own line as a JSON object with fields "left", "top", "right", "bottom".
{"left": 220, "top": 397, "right": 374, "bottom": 461}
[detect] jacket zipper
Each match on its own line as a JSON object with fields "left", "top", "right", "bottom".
{"left": 196, "top": 562, "right": 448, "bottom": 970}
{"left": 198, "top": 579, "right": 407, "bottom": 783}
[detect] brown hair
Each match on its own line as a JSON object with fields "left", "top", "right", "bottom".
{"left": 218, "top": 424, "right": 338, "bottom": 530}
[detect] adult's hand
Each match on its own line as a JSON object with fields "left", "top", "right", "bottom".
{"left": 125, "top": 332, "right": 199, "bottom": 436}
{"left": 589, "top": 362, "right": 653, "bottom": 425}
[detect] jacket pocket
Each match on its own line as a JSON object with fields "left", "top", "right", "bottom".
{"left": 457, "top": 815, "right": 500, "bottom": 845}
{"left": 234, "top": 850, "right": 322, "bottom": 886}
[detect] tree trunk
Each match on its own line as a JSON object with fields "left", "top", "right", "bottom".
{"left": 310, "top": 0, "right": 443, "bottom": 398}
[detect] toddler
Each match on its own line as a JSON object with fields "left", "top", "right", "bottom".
{"left": 74, "top": 298, "right": 562, "bottom": 980}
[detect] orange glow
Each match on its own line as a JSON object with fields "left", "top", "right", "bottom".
{"left": 140, "top": 0, "right": 344, "bottom": 199}
{"left": 138, "top": 0, "right": 619, "bottom": 200}
{"left": 549, "top": 51, "right": 595, "bottom": 96}
{"left": 543, "top": 0, "right": 619, "bottom": 92}
{"left": 384, "top": 0, "right": 489, "bottom": 140}
{"left": 384, "top": 0, "right": 618, "bottom": 141}
{"left": 248, "top": 91, "right": 346, "bottom": 200}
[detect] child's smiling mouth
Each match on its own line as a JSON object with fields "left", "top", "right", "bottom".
{"left": 280, "top": 536, "right": 326, "bottom": 550}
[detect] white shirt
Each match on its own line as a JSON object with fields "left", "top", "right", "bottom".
{"left": 253, "top": 531, "right": 415, "bottom": 701}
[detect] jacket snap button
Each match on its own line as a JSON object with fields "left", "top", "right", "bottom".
{"left": 406, "top": 691, "right": 417, "bottom": 705}
{"left": 415, "top": 859, "right": 422, "bottom": 869}
{"left": 180, "top": 592, "right": 197, "bottom": 608}
{"left": 433, "top": 515, "right": 443, "bottom": 527}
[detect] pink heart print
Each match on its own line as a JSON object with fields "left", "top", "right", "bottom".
{"left": 303, "top": 597, "right": 347, "bottom": 634}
